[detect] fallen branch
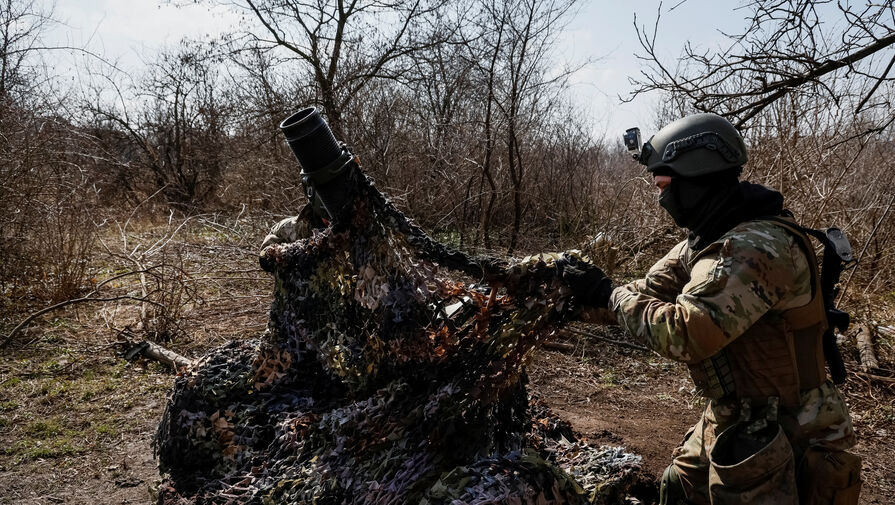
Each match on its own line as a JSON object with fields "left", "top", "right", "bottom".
{"left": 855, "top": 371, "right": 895, "bottom": 385}
{"left": 558, "top": 327, "right": 650, "bottom": 352}
{"left": 2, "top": 289, "right": 165, "bottom": 349}
{"left": 855, "top": 324, "right": 880, "bottom": 372}
{"left": 123, "top": 340, "right": 194, "bottom": 371}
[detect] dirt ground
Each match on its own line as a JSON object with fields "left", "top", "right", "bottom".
{"left": 1, "top": 324, "right": 892, "bottom": 505}
{"left": 1, "top": 219, "right": 892, "bottom": 504}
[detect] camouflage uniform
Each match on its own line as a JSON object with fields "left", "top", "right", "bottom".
{"left": 610, "top": 219, "right": 858, "bottom": 504}
{"left": 260, "top": 215, "right": 310, "bottom": 251}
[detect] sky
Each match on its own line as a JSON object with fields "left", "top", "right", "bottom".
{"left": 560, "top": 1, "right": 743, "bottom": 139}
{"left": 44, "top": 0, "right": 747, "bottom": 142}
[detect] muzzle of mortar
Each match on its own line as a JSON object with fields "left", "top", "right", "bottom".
{"left": 280, "top": 107, "right": 355, "bottom": 220}
{"left": 279, "top": 107, "right": 507, "bottom": 281}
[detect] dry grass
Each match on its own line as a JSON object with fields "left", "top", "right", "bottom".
{"left": 0, "top": 214, "right": 278, "bottom": 503}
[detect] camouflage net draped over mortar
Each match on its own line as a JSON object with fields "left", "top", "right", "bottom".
{"left": 155, "top": 166, "right": 648, "bottom": 504}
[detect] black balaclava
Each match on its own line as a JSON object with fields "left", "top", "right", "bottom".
{"left": 657, "top": 169, "right": 785, "bottom": 250}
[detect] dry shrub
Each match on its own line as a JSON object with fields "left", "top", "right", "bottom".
{"left": 137, "top": 248, "right": 199, "bottom": 343}
{"left": 31, "top": 194, "right": 98, "bottom": 303}
{"left": 92, "top": 210, "right": 204, "bottom": 343}
{"left": 745, "top": 100, "right": 895, "bottom": 306}
{"left": 0, "top": 110, "right": 98, "bottom": 307}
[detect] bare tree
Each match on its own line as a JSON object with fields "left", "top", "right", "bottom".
{"left": 86, "top": 40, "right": 232, "bottom": 207}
{"left": 0, "top": 0, "right": 102, "bottom": 306}
{"left": 629, "top": 1, "right": 895, "bottom": 132}
{"left": 486, "top": 0, "right": 578, "bottom": 253}
{"left": 0, "top": 0, "right": 56, "bottom": 109}
{"left": 470, "top": 1, "right": 506, "bottom": 249}
{"left": 228, "top": 0, "right": 450, "bottom": 140}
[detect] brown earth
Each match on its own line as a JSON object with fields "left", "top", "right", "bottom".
{"left": 0, "top": 349, "right": 169, "bottom": 505}
{"left": 0, "top": 218, "right": 892, "bottom": 503}
{"left": 1, "top": 325, "right": 891, "bottom": 504}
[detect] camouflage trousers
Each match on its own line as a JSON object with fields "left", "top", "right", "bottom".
{"left": 663, "top": 383, "right": 861, "bottom": 505}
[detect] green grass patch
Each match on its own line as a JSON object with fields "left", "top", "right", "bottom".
{"left": 92, "top": 421, "right": 118, "bottom": 438}
{"left": 600, "top": 370, "right": 619, "bottom": 386}
{"left": 25, "top": 419, "right": 64, "bottom": 438}
{"left": 4, "top": 416, "right": 92, "bottom": 461}
{"left": 0, "top": 347, "right": 172, "bottom": 467}
{"left": 36, "top": 380, "right": 70, "bottom": 402}
{"left": 0, "top": 377, "right": 22, "bottom": 390}
{"left": 9, "top": 438, "right": 83, "bottom": 460}
{"left": 109, "top": 361, "right": 128, "bottom": 379}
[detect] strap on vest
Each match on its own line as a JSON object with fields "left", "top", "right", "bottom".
{"left": 759, "top": 216, "right": 854, "bottom": 384}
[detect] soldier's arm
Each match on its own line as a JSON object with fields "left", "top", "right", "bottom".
{"left": 259, "top": 205, "right": 326, "bottom": 271}
{"left": 260, "top": 204, "right": 324, "bottom": 253}
{"left": 621, "top": 240, "right": 691, "bottom": 303}
{"left": 609, "top": 230, "right": 799, "bottom": 363}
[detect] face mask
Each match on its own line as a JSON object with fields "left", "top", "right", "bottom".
{"left": 658, "top": 185, "right": 688, "bottom": 227}
{"left": 658, "top": 178, "right": 714, "bottom": 229}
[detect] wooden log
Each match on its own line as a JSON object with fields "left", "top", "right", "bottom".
{"left": 144, "top": 341, "right": 194, "bottom": 370}
{"left": 855, "top": 324, "right": 880, "bottom": 372}
{"left": 124, "top": 340, "right": 194, "bottom": 371}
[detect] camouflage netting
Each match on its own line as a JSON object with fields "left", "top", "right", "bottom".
{"left": 155, "top": 165, "right": 651, "bottom": 504}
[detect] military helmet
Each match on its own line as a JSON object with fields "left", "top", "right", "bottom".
{"left": 639, "top": 113, "right": 747, "bottom": 177}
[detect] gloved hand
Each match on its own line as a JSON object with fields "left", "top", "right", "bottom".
{"left": 259, "top": 204, "right": 332, "bottom": 272}
{"left": 554, "top": 253, "right": 613, "bottom": 309}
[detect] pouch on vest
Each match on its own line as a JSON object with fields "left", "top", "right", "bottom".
{"left": 797, "top": 447, "right": 862, "bottom": 505}
{"left": 708, "top": 422, "right": 797, "bottom": 504}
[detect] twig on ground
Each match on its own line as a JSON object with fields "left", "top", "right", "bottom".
{"left": 854, "top": 371, "right": 895, "bottom": 385}
{"left": 558, "top": 327, "right": 650, "bottom": 352}
{"left": 876, "top": 326, "right": 895, "bottom": 340}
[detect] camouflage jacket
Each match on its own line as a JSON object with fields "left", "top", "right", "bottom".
{"left": 610, "top": 219, "right": 817, "bottom": 364}
{"left": 609, "top": 219, "right": 855, "bottom": 449}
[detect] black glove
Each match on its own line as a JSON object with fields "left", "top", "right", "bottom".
{"left": 554, "top": 253, "right": 613, "bottom": 309}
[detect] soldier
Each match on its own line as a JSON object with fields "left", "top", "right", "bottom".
{"left": 563, "top": 113, "right": 862, "bottom": 504}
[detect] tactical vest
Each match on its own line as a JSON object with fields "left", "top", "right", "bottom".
{"left": 687, "top": 220, "right": 828, "bottom": 408}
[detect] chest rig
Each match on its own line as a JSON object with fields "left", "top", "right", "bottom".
{"left": 687, "top": 219, "right": 829, "bottom": 408}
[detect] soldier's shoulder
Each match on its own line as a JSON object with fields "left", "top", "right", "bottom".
{"left": 718, "top": 219, "right": 796, "bottom": 258}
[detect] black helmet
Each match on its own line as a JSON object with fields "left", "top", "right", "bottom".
{"left": 639, "top": 113, "right": 747, "bottom": 177}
